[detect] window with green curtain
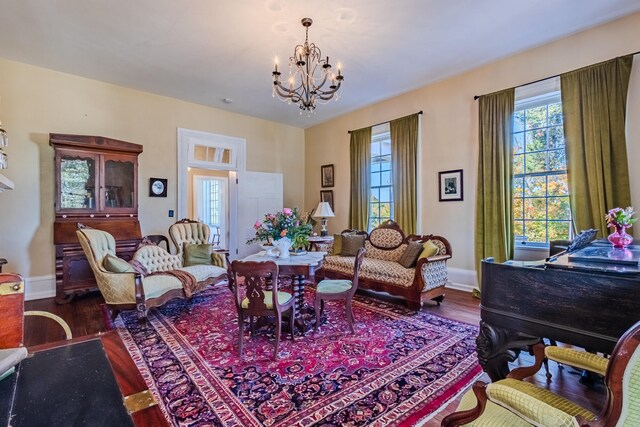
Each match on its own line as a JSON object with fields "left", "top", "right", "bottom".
{"left": 349, "top": 127, "right": 372, "bottom": 231}
{"left": 390, "top": 113, "right": 419, "bottom": 234}
{"left": 560, "top": 55, "right": 633, "bottom": 236}
{"left": 513, "top": 79, "right": 572, "bottom": 246}
{"left": 475, "top": 88, "right": 515, "bottom": 286}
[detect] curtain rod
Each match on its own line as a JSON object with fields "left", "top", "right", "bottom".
{"left": 473, "top": 50, "right": 640, "bottom": 100}
{"left": 347, "top": 111, "right": 423, "bottom": 134}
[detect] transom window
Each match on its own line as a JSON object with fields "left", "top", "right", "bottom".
{"left": 369, "top": 127, "right": 393, "bottom": 231}
{"left": 513, "top": 88, "right": 571, "bottom": 245}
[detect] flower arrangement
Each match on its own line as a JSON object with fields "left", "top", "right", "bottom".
{"left": 247, "top": 207, "right": 313, "bottom": 250}
{"left": 605, "top": 207, "right": 637, "bottom": 230}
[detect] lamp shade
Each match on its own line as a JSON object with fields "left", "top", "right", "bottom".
{"left": 313, "top": 202, "right": 335, "bottom": 218}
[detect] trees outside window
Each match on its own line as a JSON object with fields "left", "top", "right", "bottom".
{"left": 513, "top": 94, "right": 571, "bottom": 245}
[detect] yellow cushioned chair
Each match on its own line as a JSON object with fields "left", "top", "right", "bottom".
{"left": 229, "top": 260, "right": 295, "bottom": 360}
{"left": 314, "top": 247, "right": 366, "bottom": 334}
{"left": 77, "top": 227, "right": 226, "bottom": 319}
{"left": 442, "top": 320, "right": 640, "bottom": 426}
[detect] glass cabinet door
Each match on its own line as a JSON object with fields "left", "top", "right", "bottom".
{"left": 58, "top": 151, "right": 98, "bottom": 211}
{"left": 102, "top": 155, "right": 136, "bottom": 210}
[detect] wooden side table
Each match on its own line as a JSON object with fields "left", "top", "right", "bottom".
{"left": 308, "top": 236, "right": 334, "bottom": 252}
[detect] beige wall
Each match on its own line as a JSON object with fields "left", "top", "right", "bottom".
{"left": 0, "top": 58, "right": 305, "bottom": 278}
{"left": 305, "top": 12, "right": 640, "bottom": 277}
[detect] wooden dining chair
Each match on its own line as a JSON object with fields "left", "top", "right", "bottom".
{"left": 314, "top": 247, "right": 366, "bottom": 334}
{"left": 230, "top": 260, "right": 296, "bottom": 360}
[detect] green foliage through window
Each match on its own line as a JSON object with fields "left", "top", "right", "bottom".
{"left": 513, "top": 100, "right": 571, "bottom": 244}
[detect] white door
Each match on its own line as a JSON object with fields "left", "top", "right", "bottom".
{"left": 235, "top": 171, "right": 283, "bottom": 259}
{"left": 193, "top": 175, "right": 228, "bottom": 248}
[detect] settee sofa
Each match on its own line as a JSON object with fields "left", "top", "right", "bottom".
{"left": 318, "top": 220, "right": 452, "bottom": 310}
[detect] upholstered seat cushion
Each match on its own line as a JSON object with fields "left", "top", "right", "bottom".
{"left": 317, "top": 279, "right": 353, "bottom": 294}
{"left": 142, "top": 274, "right": 183, "bottom": 300}
{"left": 545, "top": 346, "right": 608, "bottom": 376}
{"left": 486, "top": 378, "right": 596, "bottom": 426}
{"left": 454, "top": 386, "right": 532, "bottom": 426}
{"left": 178, "top": 264, "right": 226, "bottom": 283}
{"left": 241, "top": 291, "right": 293, "bottom": 309}
{"left": 324, "top": 256, "right": 415, "bottom": 288}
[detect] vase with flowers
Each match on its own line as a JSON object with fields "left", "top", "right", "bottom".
{"left": 605, "top": 207, "right": 637, "bottom": 249}
{"left": 247, "top": 207, "right": 313, "bottom": 257}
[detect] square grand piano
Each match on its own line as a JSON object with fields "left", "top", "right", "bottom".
{"left": 478, "top": 241, "right": 640, "bottom": 381}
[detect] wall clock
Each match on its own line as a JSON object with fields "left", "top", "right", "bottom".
{"left": 149, "top": 178, "right": 167, "bottom": 197}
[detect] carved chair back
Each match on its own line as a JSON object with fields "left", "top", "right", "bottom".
{"left": 349, "top": 247, "right": 367, "bottom": 296}
{"left": 367, "top": 220, "right": 405, "bottom": 249}
{"left": 230, "top": 260, "right": 282, "bottom": 315}
{"left": 600, "top": 319, "right": 640, "bottom": 424}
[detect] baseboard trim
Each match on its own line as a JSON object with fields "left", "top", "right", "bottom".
{"left": 24, "top": 275, "right": 56, "bottom": 301}
{"left": 446, "top": 267, "right": 477, "bottom": 293}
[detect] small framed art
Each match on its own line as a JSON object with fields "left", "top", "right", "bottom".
{"left": 320, "top": 190, "right": 334, "bottom": 211}
{"left": 438, "top": 169, "right": 463, "bottom": 202}
{"left": 321, "top": 164, "right": 334, "bottom": 188}
{"left": 149, "top": 178, "right": 168, "bottom": 197}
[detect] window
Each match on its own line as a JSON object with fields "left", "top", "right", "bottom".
{"left": 513, "top": 83, "right": 571, "bottom": 246}
{"left": 369, "top": 125, "right": 393, "bottom": 231}
{"left": 194, "top": 176, "right": 227, "bottom": 247}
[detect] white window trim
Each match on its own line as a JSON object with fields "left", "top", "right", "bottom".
{"left": 513, "top": 77, "right": 571, "bottom": 248}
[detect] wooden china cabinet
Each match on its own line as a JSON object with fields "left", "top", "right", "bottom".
{"left": 50, "top": 134, "right": 143, "bottom": 303}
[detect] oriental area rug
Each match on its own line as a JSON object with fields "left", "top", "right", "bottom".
{"left": 113, "top": 285, "right": 482, "bottom": 426}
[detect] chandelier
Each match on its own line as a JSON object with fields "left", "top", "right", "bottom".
{"left": 272, "top": 18, "right": 344, "bottom": 114}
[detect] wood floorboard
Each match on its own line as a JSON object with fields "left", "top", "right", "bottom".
{"left": 25, "top": 288, "right": 607, "bottom": 426}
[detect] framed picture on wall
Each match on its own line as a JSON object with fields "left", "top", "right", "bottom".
{"left": 438, "top": 169, "right": 463, "bottom": 202}
{"left": 320, "top": 190, "right": 334, "bottom": 211}
{"left": 321, "top": 164, "right": 334, "bottom": 188}
{"left": 149, "top": 178, "right": 168, "bottom": 197}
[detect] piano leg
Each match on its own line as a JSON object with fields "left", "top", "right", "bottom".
{"left": 476, "top": 321, "right": 541, "bottom": 381}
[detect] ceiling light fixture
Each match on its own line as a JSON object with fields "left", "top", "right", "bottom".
{"left": 272, "top": 18, "right": 344, "bottom": 115}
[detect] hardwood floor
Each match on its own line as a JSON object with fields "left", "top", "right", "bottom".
{"left": 25, "top": 288, "right": 607, "bottom": 426}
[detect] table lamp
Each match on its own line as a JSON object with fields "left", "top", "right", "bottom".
{"left": 312, "top": 202, "right": 335, "bottom": 236}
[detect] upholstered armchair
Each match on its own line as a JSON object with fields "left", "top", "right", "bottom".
{"left": 168, "top": 219, "right": 226, "bottom": 267}
{"left": 442, "top": 320, "right": 640, "bottom": 427}
{"left": 77, "top": 227, "right": 226, "bottom": 319}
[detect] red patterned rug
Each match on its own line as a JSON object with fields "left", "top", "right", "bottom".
{"left": 114, "top": 285, "right": 481, "bottom": 426}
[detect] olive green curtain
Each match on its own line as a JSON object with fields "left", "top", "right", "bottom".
{"left": 475, "top": 89, "right": 515, "bottom": 285}
{"left": 349, "top": 127, "right": 372, "bottom": 230}
{"left": 560, "top": 55, "right": 633, "bottom": 236}
{"left": 390, "top": 114, "right": 419, "bottom": 234}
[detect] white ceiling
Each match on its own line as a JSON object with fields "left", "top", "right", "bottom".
{"left": 0, "top": 0, "right": 639, "bottom": 128}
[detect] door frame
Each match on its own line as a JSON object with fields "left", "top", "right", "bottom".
{"left": 177, "top": 128, "right": 246, "bottom": 257}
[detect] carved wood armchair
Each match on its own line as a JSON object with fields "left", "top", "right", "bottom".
{"left": 442, "top": 320, "right": 640, "bottom": 426}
